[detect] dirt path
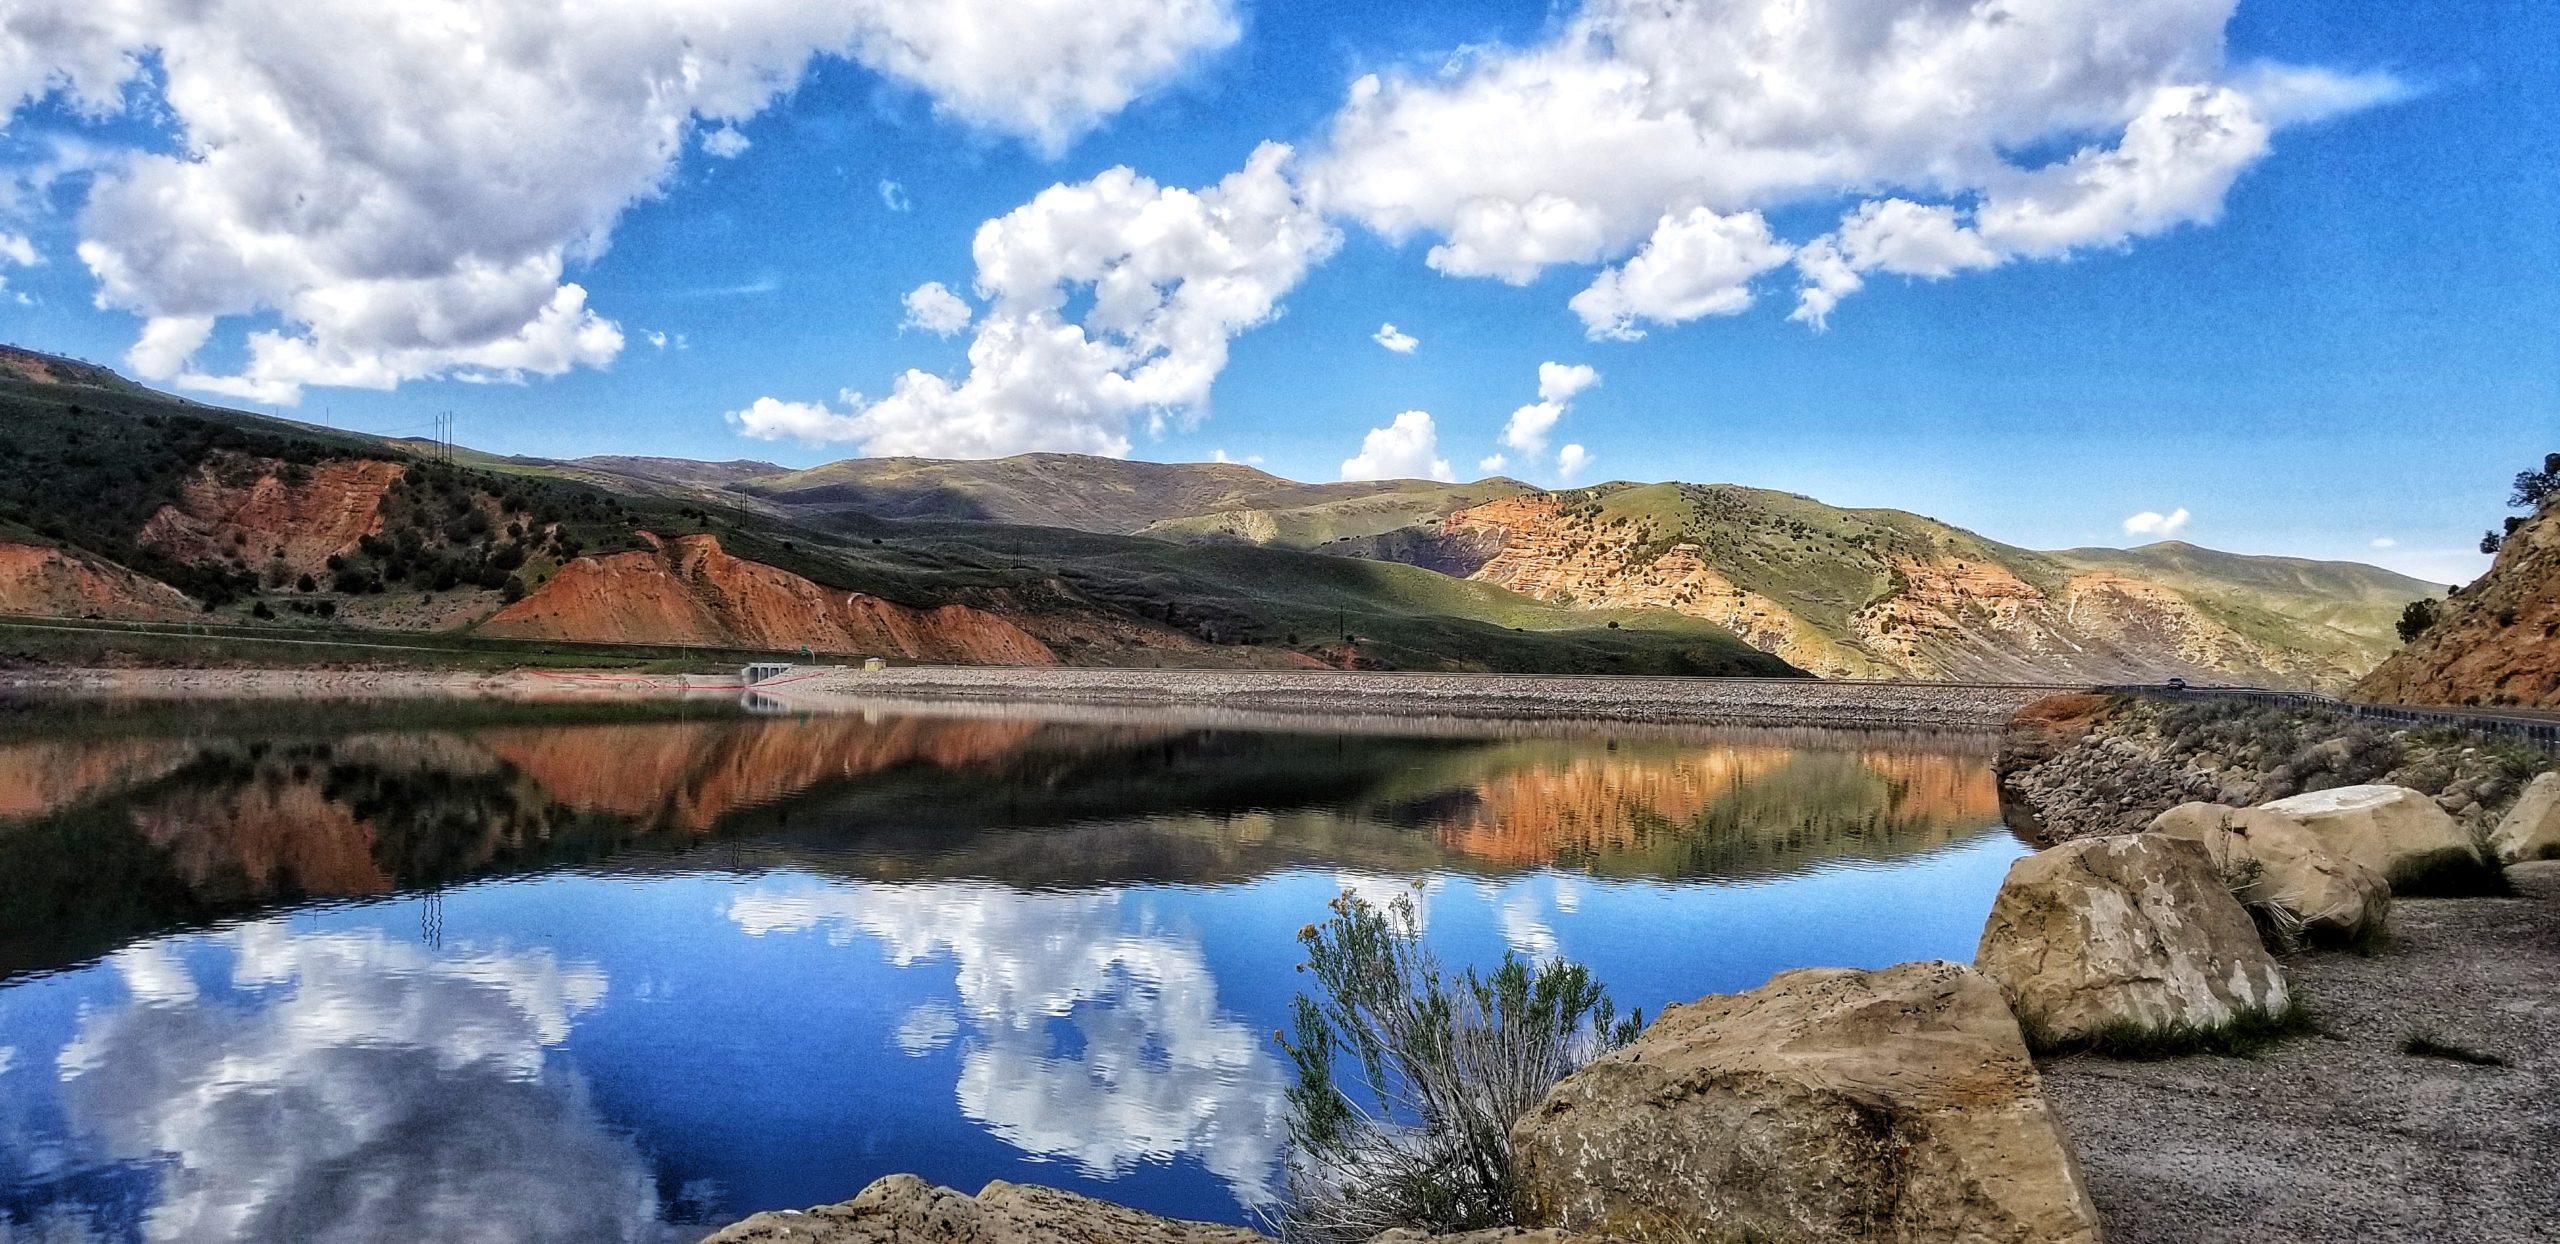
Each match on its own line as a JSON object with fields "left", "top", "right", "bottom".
{"left": 2043, "top": 861, "right": 2560, "bottom": 1243}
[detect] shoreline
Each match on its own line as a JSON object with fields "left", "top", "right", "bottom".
{"left": 768, "top": 665, "right": 2066, "bottom": 730}
{"left": 1, "top": 664, "right": 2070, "bottom": 730}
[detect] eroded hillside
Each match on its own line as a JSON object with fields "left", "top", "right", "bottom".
{"left": 1338, "top": 484, "right": 2430, "bottom": 689}
{"left": 2361, "top": 497, "right": 2560, "bottom": 708}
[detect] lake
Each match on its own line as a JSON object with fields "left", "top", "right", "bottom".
{"left": 0, "top": 697, "right": 2028, "bottom": 1242}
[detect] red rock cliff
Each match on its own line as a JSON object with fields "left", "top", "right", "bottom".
{"left": 0, "top": 542, "right": 197, "bottom": 620}
{"left": 2360, "top": 500, "right": 2560, "bottom": 709}
{"left": 478, "top": 533, "right": 1059, "bottom": 665}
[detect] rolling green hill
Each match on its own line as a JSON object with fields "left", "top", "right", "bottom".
{"left": 0, "top": 347, "right": 1792, "bottom": 678}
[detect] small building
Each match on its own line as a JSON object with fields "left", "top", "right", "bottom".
{"left": 743, "top": 662, "right": 794, "bottom": 685}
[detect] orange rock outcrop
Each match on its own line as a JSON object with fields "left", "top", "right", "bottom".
{"left": 0, "top": 541, "right": 197, "bottom": 620}
{"left": 139, "top": 453, "right": 404, "bottom": 575}
{"left": 479, "top": 533, "right": 1058, "bottom": 664}
{"left": 2361, "top": 500, "right": 2560, "bottom": 709}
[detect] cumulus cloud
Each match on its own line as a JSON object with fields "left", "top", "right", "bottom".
{"left": 1341, "top": 410, "right": 1454, "bottom": 482}
{"left": 731, "top": 881, "right": 1285, "bottom": 1204}
{"left": 1571, "top": 209, "right": 1792, "bottom": 340}
{"left": 727, "top": 392, "right": 867, "bottom": 444}
{"left": 700, "top": 126, "right": 751, "bottom": 159}
{"left": 0, "top": 0, "right": 1240, "bottom": 403}
{"left": 900, "top": 281, "right": 973, "bottom": 337}
{"left": 2370, "top": 537, "right": 2397, "bottom": 549}
{"left": 1555, "top": 443, "right": 1593, "bottom": 482}
{"left": 1209, "top": 448, "right": 1263, "bottom": 465}
{"left": 1478, "top": 453, "right": 1508, "bottom": 473}
{"left": 2123, "top": 507, "right": 2193, "bottom": 537}
{"left": 1313, "top": 0, "right": 2398, "bottom": 328}
{"left": 1372, "top": 322, "right": 1419, "bottom": 353}
{"left": 1499, "top": 362, "right": 1600, "bottom": 475}
{"left": 762, "top": 142, "right": 1338, "bottom": 458}
{"left": 52, "top": 924, "right": 659, "bottom": 1242}
{"left": 0, "top": 231, "right": 33, "bottom": 267}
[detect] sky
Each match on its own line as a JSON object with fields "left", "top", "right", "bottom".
{"left": 0, "top": 0, "right": 2551, "bottom": 585}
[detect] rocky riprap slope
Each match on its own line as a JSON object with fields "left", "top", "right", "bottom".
{"left": 1994, "top": 693, "right": 2552, "bottom": 843}
{"left": 2361, "top": 496, "right": 2560, "bottom": 709}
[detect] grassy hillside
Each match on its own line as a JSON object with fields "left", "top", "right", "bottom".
{"left": 720, "top": 452, "right": 1525, "bottom": 535}
{"left": 0, "top": 348, "right": 1793, "bottom": 677}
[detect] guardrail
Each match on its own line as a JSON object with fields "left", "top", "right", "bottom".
{"left": 2101, "top": 684, "right": 2560, "bottom": 754}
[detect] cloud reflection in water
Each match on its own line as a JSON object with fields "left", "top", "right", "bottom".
{"left": 48, "top": 924, "right": 665, "bottom": 1244}
{"left": 731, "top": 881, "right": 1287, "bottom": 1205}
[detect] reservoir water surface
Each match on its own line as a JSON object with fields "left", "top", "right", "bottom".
{"left": 0, "top": 698, "right": 2029, "bottom": 1240}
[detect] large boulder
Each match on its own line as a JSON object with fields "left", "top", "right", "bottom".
{"left": 2491, "top": 772, "right": 2560, "bottom": 863}
{"left": 2255, "top": 784, "right": 2484, "bottom": 891}
{"left": 1975, "top": 834, "right": 2288, "bottom": 1045}
{"left": 703, "top": 1174, "right": 1267, "bottom": 1243}
{"left": 2148, "top": 802, "right": 2390, "bottom": 944}
{"left": 1508, "top": 960, "right": 2101, "bottom": 1244}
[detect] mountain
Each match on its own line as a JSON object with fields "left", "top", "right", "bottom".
{"left": 1315, "top": 483, "right": 2434, "bottom": 689}
{"left": 710, "top": 452, "right": 1528, "bottom": 537}
{"left": 0, "top": 347, "right": 1789, "bottom": 678}
{"left": 0, "top": 344, "right": 2430, "bottom": 686}
{"left": 2359, "top": 495, "right": 2558, "bottom": 709}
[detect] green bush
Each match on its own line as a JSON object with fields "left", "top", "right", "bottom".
{"left": 1275, "top": 890, "right": 1642, "bottom": 1243}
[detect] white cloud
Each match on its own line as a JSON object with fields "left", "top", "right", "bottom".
{"left": 700, "top": 126, "right": 751, "bottom": 159}
{"left": 730, "top": 880, "right": 1285, "bottom": 1204}
{"left": 1478, "top": 453, "right": 1508, "bottom": 473}
{"left": 2123, "top": 507, "right": 2193, "bottom": 537}
{"left": 1555, "top": 443, "right": 1592, "bottom": 482}
{"left": 0, "top": 0, "right": 1240, "bottom": 403}
{"left": 1371, "top": 322, "right": 1419, "bottom": 353}
{"left": 1537, "top": 361, "right": 1598, "bottom": 405}
{"left": 54, "top": 924, "right": 655, "bottom": 1242}
{"left": 727, "top": 392, "right": 867, "bottom": 444}
{"left": 1313, "top": 0, "right": 2398, "bottom": 328}
{"left": 878, "top": 179, "right": 913, "bottom": 212}
{"left": 1341, "top": 410, "right": 1453, "bottom": 482}
{"left": 762, "top": 142, "right": 1338, "bottom": 458}
{"left": 1571, "top": 208, "right": 1792, "bottom": 340}
{"left": 900, "top": 280, "right": 973, "bottom": 337}
{"left": 1209, "top": 448, "right": 1263, "bottom": 465}
{"left": 2370, "top": 537, "right": 2397, "bottom": 549}
{"left": 1499, "top": 361, "right": 1601, "bottom": 472}
{"left": 0, "top": 231, "right": 34, "bottom": 266}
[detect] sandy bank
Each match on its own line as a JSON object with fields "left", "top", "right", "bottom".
{"left": 772, "top": 666, "right": 2062, "bottom": 730}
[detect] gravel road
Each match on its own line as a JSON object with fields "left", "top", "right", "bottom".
{"left": 786, "top": 666, "right": 2061, "bottom": 730}
{"left": 2043, "top": 861, "right": 2560, "bottom": 1243}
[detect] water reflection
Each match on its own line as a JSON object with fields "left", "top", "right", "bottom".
{"left": 733, "top": 881, "right": 1286, "bottom": 1204}
{"left": 24, "top": 924, "right": 659, "bottom": 1244}
{"left": 0, "top": 701, "right": 2021, "bottom": 1240}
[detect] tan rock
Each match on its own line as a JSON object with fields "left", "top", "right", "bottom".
{"left": 702, "top": 1174, "right": 1267, "bottom": 1243}
{"left": 1976, "top": 834, "right": 2288, "bottom": 1044}
{"left": 2490, "top": 772, "right": 2560, "bottom": 863}
{"left": 1369, "top": 1231, "right": 1612, "bottom": 1243}
{"left": 1509, "top": 960, "right": 2101, "bottom": 1244}
{"left": 2148, "top": 802, "right": 2390, "bottom": 943}
{"left": 2255, "top": 784, "right": 2482, "bottom": 890}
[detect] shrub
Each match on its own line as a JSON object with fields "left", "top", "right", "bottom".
{"left": 1274, "top": 891, "right": 1642, "bottom": 1244}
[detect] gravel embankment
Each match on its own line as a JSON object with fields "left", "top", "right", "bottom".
{"left": 782, "top": 666, "right": 2062, "bottom": 729}
{"left": 2043, "top": 861, "right": 2560, "bottom": 1243}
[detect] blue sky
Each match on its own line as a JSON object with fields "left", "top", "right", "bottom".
{"left": 0, "top": 0, "right": 2550, "bottom": 583}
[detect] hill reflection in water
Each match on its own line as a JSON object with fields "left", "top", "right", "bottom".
{"left": 0, "top": 700, "right": 2024, "bottom": 1239}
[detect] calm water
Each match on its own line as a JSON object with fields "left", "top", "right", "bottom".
{"left": 0, "top": 698, "right": 2027, "bottom": 1242}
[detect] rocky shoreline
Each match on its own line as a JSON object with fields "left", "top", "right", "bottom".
{"left": 703, "top": 692, "right": 2559, "bottom": 1244}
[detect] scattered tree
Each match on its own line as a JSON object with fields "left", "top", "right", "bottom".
{"left": 2397, "top": 597, "right": 2438, "bottom": 644}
